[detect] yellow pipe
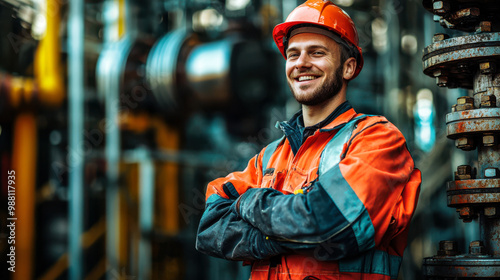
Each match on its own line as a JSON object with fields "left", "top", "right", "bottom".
{"left": 118, "top": 113, "right": 181, "bottom": 233}
{"left": 12, "top": 113, "right": 37, "bottom": 280}
{"left": 118, "top": 0, "right": 126, "bottom": 38}
{"left": 34, "top": 0, "right": 64, "bottom": 107}
{"left": 9, "top": 76, "right": 23, "bottom": 108}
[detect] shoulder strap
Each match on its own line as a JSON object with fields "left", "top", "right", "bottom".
{"left": 318, "top": 114, "right": 370, "bottom": 176}
{"left": 261, "top": 136, "right": 285, "bottom": 174}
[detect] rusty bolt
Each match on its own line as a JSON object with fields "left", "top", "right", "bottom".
{"left": 437, "top": 76, "right": 449, "bottom": 87}
{"left": 433, "top": 33, "right": 450, "bottom": 43}
{"left": 455, "top": 96, "right": 475, "bottom": 111}
{"left": 433, "top": 1, "right": 450, "bottom": 15}
{"left": 469, "top": 240, "right": 486, "bottom": 255}
{"left": 457, "top": 207, "right": 475, "bottom": 222}
{"left": 476, "top": 21, "right": 492, "bottom": 33}
{"left": 480, "top": 62, "right": 495, "bottom": 75}
{"left": 457, "top": 165, "right": 472, "bottom": 175}
{"left": 433, "top": 69, "right": 443, "bottom": 77}
{"left": 483, "top": 134, "right": 497, "bottom": 147}
{"left": 438, "top": 240, "right": 459, "bottom": 256}
{"left": 455, "top": 165, "right": 475, "bottom": 180}
{"left": 455, "top": 137, "right": 476, "bottom": 151}
{"left": 456, "top": 103, "right": 474, "bottom": 111}
{"left": 480, "top": 95, "right": 496, "bottom": 108}
{"left": 451, "top": 104, "right": 457, "bottom": 112}
{"left": 457, "top": 96, "right": 474, "bottom": 105}
{"left": 484, "top": 207, "right": 497, "bottom": 217}
{"left": 485, "top": 167, "right": 499, "bottom": 178}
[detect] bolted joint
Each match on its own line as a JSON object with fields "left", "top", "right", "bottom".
{"left": 483, "top": 134, "right": 498, "bottom": 147}
{"left": 485, "top": 167, "right": 499, "bottom": 178}
{"left": 436, "top": 76, "right": 449, "bottom": 87}
{"left": 433, "top": 1, "right": 450, "bottom": 16}
{"left": 484, "top": 206, "right": 498, "bottom": 217}
{"left": 457, "top": 165, "right": 472, "bottom": 175}
{"left": 480, "top": 94, "right": 496, "bottom": 108}
{"left": 455, "top": 137, "right": 476, "bottom": 151}
{"left": 457, "top": 96, "right": 474, "bottom": 105}
{"left": 457, "top": 206, "right": 476, "bottom": 222}
{"left": 476, "top": 21, "right": 492, "bottom": 33}
{"left": 437, "top": 240, "right": 459, "bottom": 256}
{"left": 455, "top": 165, "right": 475, "bottom": 180}
{"left": 480, "top": 62, "right": 495, "bottom": 75}
{"left": 455, "top": 96, "right": 475, "bottom": 111}
{"left": 433, "top": 33, "right": 450, "bottom": 43}
{"left": 469, "top": 240, "right": 486, "bottom": 255}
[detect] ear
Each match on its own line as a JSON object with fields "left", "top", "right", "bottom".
{"left": 342, "top": 57, "right": 357, "bottom": 80}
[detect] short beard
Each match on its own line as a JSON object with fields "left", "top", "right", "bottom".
{"left": 289, "top": 64, "right": 344, "bottom": 106}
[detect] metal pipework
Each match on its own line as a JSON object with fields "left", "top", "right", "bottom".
{"left": 68, "top": 0, "right": 84, "bottom": 277}
{"left": 422, "top": 0, "right": 500, "bottom": 278}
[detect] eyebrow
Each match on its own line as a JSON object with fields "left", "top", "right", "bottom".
{"left": 286, "top": 45, "right": 330, "bottom": 55}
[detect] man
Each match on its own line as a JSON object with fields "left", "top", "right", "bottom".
{"left": 196, "top": 0, "right": 421, "bottom": 279}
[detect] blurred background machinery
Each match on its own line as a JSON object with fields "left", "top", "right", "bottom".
{"left": 0, "top": 0, "right": 495, "bottom": 279}
{"left": 421, "top": 0, "right": 500, "bottom": 278}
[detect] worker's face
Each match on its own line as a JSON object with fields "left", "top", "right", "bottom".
{"left": 285, "top": 33, "right": 344, "bottom": 106}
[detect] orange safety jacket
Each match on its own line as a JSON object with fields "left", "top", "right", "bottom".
{"left": 196, "top": 104, "right": 421, "bottom": 280}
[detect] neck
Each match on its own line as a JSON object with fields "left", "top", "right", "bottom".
{"left": 302, "top": 89, "right": 347, "bottom": 127}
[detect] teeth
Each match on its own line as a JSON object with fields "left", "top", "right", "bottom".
{"left": 298, "top": 76, "right": 316, "bottom": 81}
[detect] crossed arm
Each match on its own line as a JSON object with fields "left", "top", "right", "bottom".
{"left": 196, "top": 122, "right": 419, "bottom": 261}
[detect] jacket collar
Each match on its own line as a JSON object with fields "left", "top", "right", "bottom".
{"left": 320, "top": 107, "right": 358, "bottom": 131}
{"left": 276, "top": 102, "right": 358, "bottom": 155}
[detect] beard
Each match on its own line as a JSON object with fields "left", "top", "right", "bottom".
{"left": 288, "top": 64, "right": 344, "bottom": 106}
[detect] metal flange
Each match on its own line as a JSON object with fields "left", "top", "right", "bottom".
{"left": 447, "top": 179, "right": 500, "bottom": 207}
{"left": 446, "top": 108, "right": 500, "bottom": 139}
{"left": 423, "top": 32, "right": 500, "bottom": 89}
{"left": 423, "top": 256, "right": 500, "bottom": 278}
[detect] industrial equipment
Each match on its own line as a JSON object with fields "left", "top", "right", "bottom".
{"left": 421, "top": 0, "right": 500, "bottom": 277}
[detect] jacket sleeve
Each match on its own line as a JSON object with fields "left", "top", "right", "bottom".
{"left": 196, "top": 147, "right": 289, "bottom": 260}
{"left": 235, "top": 121, "right": 421, "bottom": 260}
{"left": 196, "top": 193, "right": 287, "bottom": 260}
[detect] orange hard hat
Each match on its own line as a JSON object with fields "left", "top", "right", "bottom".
{"left": 273, "top": 0, "right": 363, "bottom": 79}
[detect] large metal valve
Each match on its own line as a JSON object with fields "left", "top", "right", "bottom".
{"left": 422, "top": 0, "right": 500, "bottom": 278}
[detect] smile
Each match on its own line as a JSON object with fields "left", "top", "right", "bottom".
{"left": 297, "top": 75, "right": 319, "bottom": 82}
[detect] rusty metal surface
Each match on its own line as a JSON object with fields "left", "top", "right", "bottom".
{"left": 481, "top": 217, "right": 500, "bottom": 256}
{"left": 446, "top": 180, "right": 500, "bottom": 213}
{"left": 447, "top": 179, "right": 500, "bottom": 191}
{"left": 422, "top": 33, "right": 500, "bottom": 88}
{"left": 447, "top": 108, "right": 500, "bottom": 122}
{"left": 423, "top": 256, "right": 500, "bottom": 278}
{"left": 446, "top": 108, "right": 500, "bottom": 138}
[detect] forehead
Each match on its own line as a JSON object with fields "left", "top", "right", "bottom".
{"left": 287, "top": 32, "right": 340, "bottom": 51}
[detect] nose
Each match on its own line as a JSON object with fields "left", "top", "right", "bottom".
{"left": 295, "top": 52, "right": 312, "bottom": 69}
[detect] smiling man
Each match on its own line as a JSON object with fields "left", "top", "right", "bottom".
{"left": 196, "top": 1, "right": 421, "bottom": 279}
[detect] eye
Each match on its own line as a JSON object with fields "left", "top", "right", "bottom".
{"left": 287, "top": 53, "right": 299, "bottom": 59}
{"left": 312, "top": 51, "right": 325, "bottom": 56}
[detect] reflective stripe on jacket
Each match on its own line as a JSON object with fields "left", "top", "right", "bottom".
{"left": 196, "top": 108, "right": 421, "bottom": 280}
